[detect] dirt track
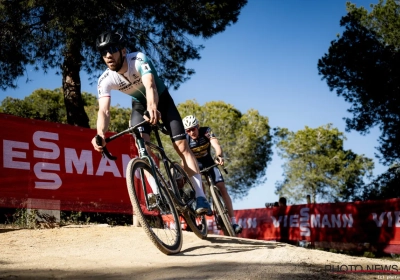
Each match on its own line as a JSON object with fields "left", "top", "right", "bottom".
{"left": 1, "top": 225, "right": 399, "bottom": 279}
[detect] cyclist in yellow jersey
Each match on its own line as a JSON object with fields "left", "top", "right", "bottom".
{"left": 182, "top": 115, "right": 243, "bottom": 234}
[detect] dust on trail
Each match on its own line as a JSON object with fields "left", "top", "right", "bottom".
{"left": 1, "top": 225, "right": 398, "bottom": 279}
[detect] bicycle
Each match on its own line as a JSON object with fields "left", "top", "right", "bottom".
{"left": 96, "top": 117, "right": 207, "bottom": 255}
{"left": 200, "top": 163, "right": 236, "bottom": 237}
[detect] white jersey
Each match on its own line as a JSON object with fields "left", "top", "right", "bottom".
{"left": 97, "top": 52, "right": 167, "bottom": 104}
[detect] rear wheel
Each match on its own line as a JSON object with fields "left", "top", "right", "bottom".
{"left": 210, "top": 185, "right": 235, "bottom": 237}
{"left": 183, "top": 210, "right": 208, "bottom": 239}
{"left": 126, "top": 158, "right": 182, "bottom": 255}
{"left": 170, "top": 162, "right": 208, "bottom": 239}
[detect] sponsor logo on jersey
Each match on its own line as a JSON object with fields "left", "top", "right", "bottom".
{"left": 98, "top": 71, "right": 109, "bottom": 85}
{"left": 140, "top": 63, "right": 151, "bottom": 72}
{"left": 131, "top": 57, "right": 143, "bottom": 62}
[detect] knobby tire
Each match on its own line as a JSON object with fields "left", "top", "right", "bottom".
{"left": 126, "top": 158, "right": 182, "bottom": 255}
{"left": 210, "top": 185, "right": 236, "bottom": 237}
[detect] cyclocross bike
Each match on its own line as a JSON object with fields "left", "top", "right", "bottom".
{"left": 200, "top": 163, "right": 236, "bottom": 237}
{"left": 96, "top": 118, "right": 207, "bottom": 255}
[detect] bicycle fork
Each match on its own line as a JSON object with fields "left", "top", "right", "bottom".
{"left": 134, "top": 136, "right": 167, "bottom": 211}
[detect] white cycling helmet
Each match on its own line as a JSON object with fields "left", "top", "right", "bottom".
{"left": 182, "top": 115, "right": 199, "bottom": 130}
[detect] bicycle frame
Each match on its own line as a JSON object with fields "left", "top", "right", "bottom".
{"left": 132, "top": 124, "right": 208, "bottom": 240}
{"left": 200, "top": 163, "right": 222, "bottom": 203}
{"left": 137, "top": 125, "right": 188, "bottom": 210}
{"left": 200, "top": 163, "right": 228, "bottom": 190}
{"left": 98, "top": 120, "right": 187, "bottom": 211}
{"left": 98, "top": 118, "right": 209, "bottom": 254}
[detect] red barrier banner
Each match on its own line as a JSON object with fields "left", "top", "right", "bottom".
{"left": 1, "top": 113, "right": 400, "bottom": 253}
{"left": 0, "top": 113, "right": 137, "bottom": 213}
{"left": 232, "top": 198, "right": 400, "bottom": 253}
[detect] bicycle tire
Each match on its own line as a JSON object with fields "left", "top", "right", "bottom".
{"left": 210, "top": 185, "right": 236, "bottom": 237}
{"left": 183, "top": 210, "right": 208, "bottom": 240}
{"left": 126, "top": 158, "right": 182, "bottom": 255}
{"left": 170, "top": 162, "right": 207, "bottom": 239}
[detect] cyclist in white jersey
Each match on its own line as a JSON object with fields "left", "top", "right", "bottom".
{"left": 91, "top": 31, "right": 210, "bottom": 215}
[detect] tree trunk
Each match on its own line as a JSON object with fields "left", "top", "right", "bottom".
{"left": 62, "top": 40, "right": 90, "bottom": 128}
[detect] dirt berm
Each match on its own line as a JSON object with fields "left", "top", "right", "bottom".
{"left": 1, "top": 225, "right": 399, "bottom": 279}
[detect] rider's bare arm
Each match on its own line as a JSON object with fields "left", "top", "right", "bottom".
{"left": 97, "top": 96, "right": 111, "bottom": 137}
{"left": 142, "top": 73, "right": 160, "bottom": 125}
{"left": 91, "top": 96, "right": 111, "bottom": 151}
{"left": 210, "top": 137, "right": 224, "bottom": 165}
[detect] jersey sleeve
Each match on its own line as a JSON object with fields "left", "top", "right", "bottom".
{"left": 135, "top": 53, "right": 155, "bottom": 77}
{"left": 97, "top": 71, "right": 112, "bottom": 98}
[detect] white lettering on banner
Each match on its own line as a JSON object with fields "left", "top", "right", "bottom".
{"left": 237, "top": 218, "right": 257, "bottom": 229}
{"left": 271, "top": 207, "right": 354, "bottom": 236}
{"left": 33, "top": 131, "right": 60, "bottom": 159}
{"left": 33, "top": 131, "right": 61, "bottom": 189}
{"left": 3, "top": 140, "right": 30, "bottom": 170}
{"left": 96, "top": 157, "right": 121, "bottom": 177}
{"left": 331, "top": 214, "right": 342, "bottom": 227}
{"left": 34, "top": 162, "right": 61, "bottom": 189}
{"left": 311, "top": 213, "right": 353, "bottom": 228}
{"left": 207, "top": 219, "right": 221, "bottom": 234}
{"left": 272, "top": 216, "right": 282, "bottom": 227}
{"left": 290, "top": 215, "right": 299, "bottom": 227}
{"left": 299, "top": 208, "right": 310, "bottom": 236}
{"left": 2, "top": 129, "right": 134, "bottom": 190}
{"left": 372, "top": 211, "right": 400, "bottom": 227}
{"left": 206, "top": 217, "right": 257, "bottom": 233}
{"left": 65, "top": 148, "right": 93, "bottom": 175}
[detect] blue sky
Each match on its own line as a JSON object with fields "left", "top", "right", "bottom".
{"left": 1, "top": 0, "right": 385, "bottom": 210}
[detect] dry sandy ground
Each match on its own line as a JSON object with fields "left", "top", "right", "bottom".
{"left": 0, "top": 225, "right": 399, "bottom": 280}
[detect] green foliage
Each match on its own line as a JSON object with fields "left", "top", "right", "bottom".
{"left": 274, "top": 124, "right": 374, "bottom": 203}
{"left": 107, "top": 106, "right": 131, "bottom": 133}
{"left": 10, "top": 208, "right": 39, "bottom": 229}
{"left": 176, "top": 100, "right": 273, "bottom": 199}
{"left": 317, "top": 0, "right": 400, "bottom": 166}
{"left": 60, "top": 211, "right": 132, "bottom": 226}
{"left": 346, "top": 0, "right": 400, "bottom": 48}
{"left": 85, "top": 101, "right": 131, "bottom": 132}
{"left": 0, "top": 0, "right": 247, "bottom": 126}
{"left": 361, "top": 163, "right": 400, "bottom": 200}
{"left": 60, "top": 211, "right": 85, "bottom": 226}
{"left": 0, "top": 88, "right": 131, "bottom": 132}
{"left": 0, "top": 88, "right": 67, "bottom": 123}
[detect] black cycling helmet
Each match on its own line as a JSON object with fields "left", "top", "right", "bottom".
{"left": 96, "top": 31, "right": 126, "bottom": 72}
{"left": 96, "top": 31, "right": 125, "bottom": 51}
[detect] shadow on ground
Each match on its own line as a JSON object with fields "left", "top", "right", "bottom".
{"left": 0, "top": 261, "right": 362, "bottom": 280}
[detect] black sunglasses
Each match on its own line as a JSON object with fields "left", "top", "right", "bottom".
{"left": 100, "top": 46, "right": 120, "bottom": 56}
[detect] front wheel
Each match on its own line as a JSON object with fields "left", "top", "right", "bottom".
{"left": 170, "top": 162, "right": 208, "bottom": 239}
{"left": 210, "top": 185, "right": 235, "bottom": 237}
{"left": 126, "top": 158, "right": 182, "bottom": 255}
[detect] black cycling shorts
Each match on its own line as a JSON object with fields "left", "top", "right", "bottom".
{"left": 198, "top": 161, "right": 225, "bottom": 184}
{"left": 130, "top": 89, "right": 186, "bottom": 142}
